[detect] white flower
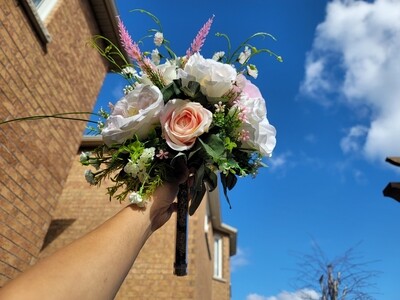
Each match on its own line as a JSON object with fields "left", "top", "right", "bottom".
{"left": 151, "top": 49, "right": 161, "bottom": 65}
{"left": 212, "top": 51, "right": 225, "bottom": 61}
{"left": 214, "top": 101, "right": 225, "bottom": 113}
{"left": 79, "top": 152, "right": 90, "bottom": 163}
{"left": 124, "top": 160, "right": 140, "bottom": 177}
{"left": 238, "top": 46, "right": 251, "bottom": 64}
{"left": 235, "top": 77, "right": 276, "bottom": 156}
{"left": 101, "top": 84, "right": 164, "bottom": 146}
{"left": 153, "top": 32, "right": 164, "bottom": 47}
{"left": 241, "top": 119, "right": 276, "bottom": 157}
{"left": 121, "top": 67, "right": 137, "bottom": 77}
{"left": 178, "top": 53, "right": 237, "bottom": 100}
{"left": 247, "top": 64, "right": 258, "bottom": 79}
{"left": 84, "top": 170, "right": 96, "bottom": 185}
{"left": 140, "top": 147, "right": 155, "bottom": 161}
{"left": 129, "top": 192, "right": 145, "bottom": 207}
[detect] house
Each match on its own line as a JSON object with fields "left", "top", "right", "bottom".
{"left": 0, "top": 1, "right": 237, "bottom": 298}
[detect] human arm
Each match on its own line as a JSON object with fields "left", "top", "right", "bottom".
{"left": 0, "top": 182, "right": 180, "bottom": 300}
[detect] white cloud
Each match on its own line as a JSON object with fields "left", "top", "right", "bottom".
{"left": 301, "top": 0, "right": 400, "bottom": 161}
{"left": 269, "top": 151, "right": 292, "bottom": 171}
{"left": 230, "top": 247, "right": 249, "bottom": 272}
{"left": 340, "top": 125, "right": 368, "bottom": 154}
{"left": 247, "top": 289, "right": 319, "bottom": 300}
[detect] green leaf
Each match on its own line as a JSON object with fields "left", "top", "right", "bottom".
{"left": 161, "top": 82, "right": 176, "bottom": 101}
{"left": 199, "top": 135, "right": 225, "bottom": 161}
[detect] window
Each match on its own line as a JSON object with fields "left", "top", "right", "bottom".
{"left": 32, "top": 0, "right": 59, "bottom": 21}
{"left": 213, "top": 235, "right": 223, "bottom": 279}
{"left": 204, "top": 202, "right": 210, "bottom": 233}
{"left": 20, "top": 0, "right": 55, "bottom": 44}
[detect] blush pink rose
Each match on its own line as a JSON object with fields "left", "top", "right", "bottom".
{"left": 236, "top": 74, "right": 262, "bottom": 99}
{"left": 160, "top": 99, "right": 213, "bottom": 151}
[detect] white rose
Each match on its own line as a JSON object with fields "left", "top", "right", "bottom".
{"left": 101, "top": 84, "right": 164, "bottom": 146}
{"left": 179, "top": 53, "right": 237, "bottom": 100}
{"left": 242, "top": 119, "right": 276, "bottom": 157}
{"left": 235, "top": 87, "right": 276, "bottom": 157}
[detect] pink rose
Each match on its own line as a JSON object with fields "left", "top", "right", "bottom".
{"left": 160, "top": 99, "right": 213, "bottom": 151}
{"left": 236, "top": 74, "right": 262, "bottom": 99}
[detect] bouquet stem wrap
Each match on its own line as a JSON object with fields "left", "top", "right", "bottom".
{"left": 174, "top": 183, "right": 189, "bottom": 276}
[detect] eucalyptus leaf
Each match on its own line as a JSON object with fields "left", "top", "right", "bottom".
{"left": 199, "top": 135, "right": 225, "bottom": 161}
{"left": 161, "top": 82, "right": 176, "bottom": 101}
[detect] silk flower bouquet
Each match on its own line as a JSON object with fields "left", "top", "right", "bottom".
{"left": 80, "top": 9, "right": 282, "bottom": 276}
{"left": 82, "top": 10, "right": 282, "bottom": 275}
{"left": 85, "top": 11, "right": 281, "bottom": 210}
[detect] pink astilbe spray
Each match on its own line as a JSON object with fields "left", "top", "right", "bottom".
{"left": 117, "top": 16, "right": 165, "bottom": 88}
{"left": 117, "top": 16, "right": 142, "bottom": 62}
{"left": 186, "top": 15, "right": 215, "bottom": 58}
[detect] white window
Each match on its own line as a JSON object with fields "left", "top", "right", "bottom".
{"left": 204, "top": 202, "right": 210, "bottom": 233}
{"left": 32, "top": 0, "right": 58, "bottom": 21}
{"left": 213, "top": 235, "right": 223, "bottom": 279}
{"left": 20, "top": 0, "right": 54, "bottom": 43}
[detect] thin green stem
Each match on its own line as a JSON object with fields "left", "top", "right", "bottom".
{"left": 0, "top": 112, "right": 100, "bottom": 126}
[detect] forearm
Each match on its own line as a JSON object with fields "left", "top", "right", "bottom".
{"left": 0, "top": 205, "right": 153, "bottom": 300}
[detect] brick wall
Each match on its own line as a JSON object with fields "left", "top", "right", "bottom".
{"left": 0, "top": 0, "right": 107, "bottom": 285}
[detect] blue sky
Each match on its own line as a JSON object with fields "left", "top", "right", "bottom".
{"left": 93, "top": 1, "right": 400, "bottom": 299}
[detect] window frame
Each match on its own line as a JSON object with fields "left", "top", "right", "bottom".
{"left": 20, "top": 0, "right": 53, "bottom": 44}
{"left": 213, "top": 234, "right": 223, "bottom": 279}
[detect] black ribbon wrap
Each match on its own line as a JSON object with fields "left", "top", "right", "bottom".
{"left": 174, "top": 183, "right": 189, "bottom": 276}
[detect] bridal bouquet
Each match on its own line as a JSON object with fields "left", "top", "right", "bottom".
{"left": 83, "top": 10, "right": 281, "bottom": 214}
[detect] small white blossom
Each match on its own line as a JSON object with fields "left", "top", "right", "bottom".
{"left": 84, "top": 170, "right": 96, "bottom": 185}
{"left": 129, "top": 192, "right": 145, "bottom": 207}
{"left": 154, "top": 32, "right": 164, "bottom": 46}
{"left": 141, "top": 147, "right": 156, "bottom": 161}
{"left": 247, "top": 64, "right": 258, "bottom": 79}
{"left": 151, "top": 49, "right": 161, "bottom": 65}
{"left": 212, "top": 51, "right": 225, "bottom": 61}
{"left": 238, "top": 46, "right": 251, "bottom": 64}
{"left": 79, "top": 152, "right": 90, "bottom": 163}
{"left": 214, "top": 101, "right": 226, "bottom": 113}
{"left": 121, "top": 67, "right": 137, "bottom": 77}
{"left": 123, "top": 85, "right": 134, "bottom": 95}
{"left": 124, "top": 160, "right": 140, "bottom": 177}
